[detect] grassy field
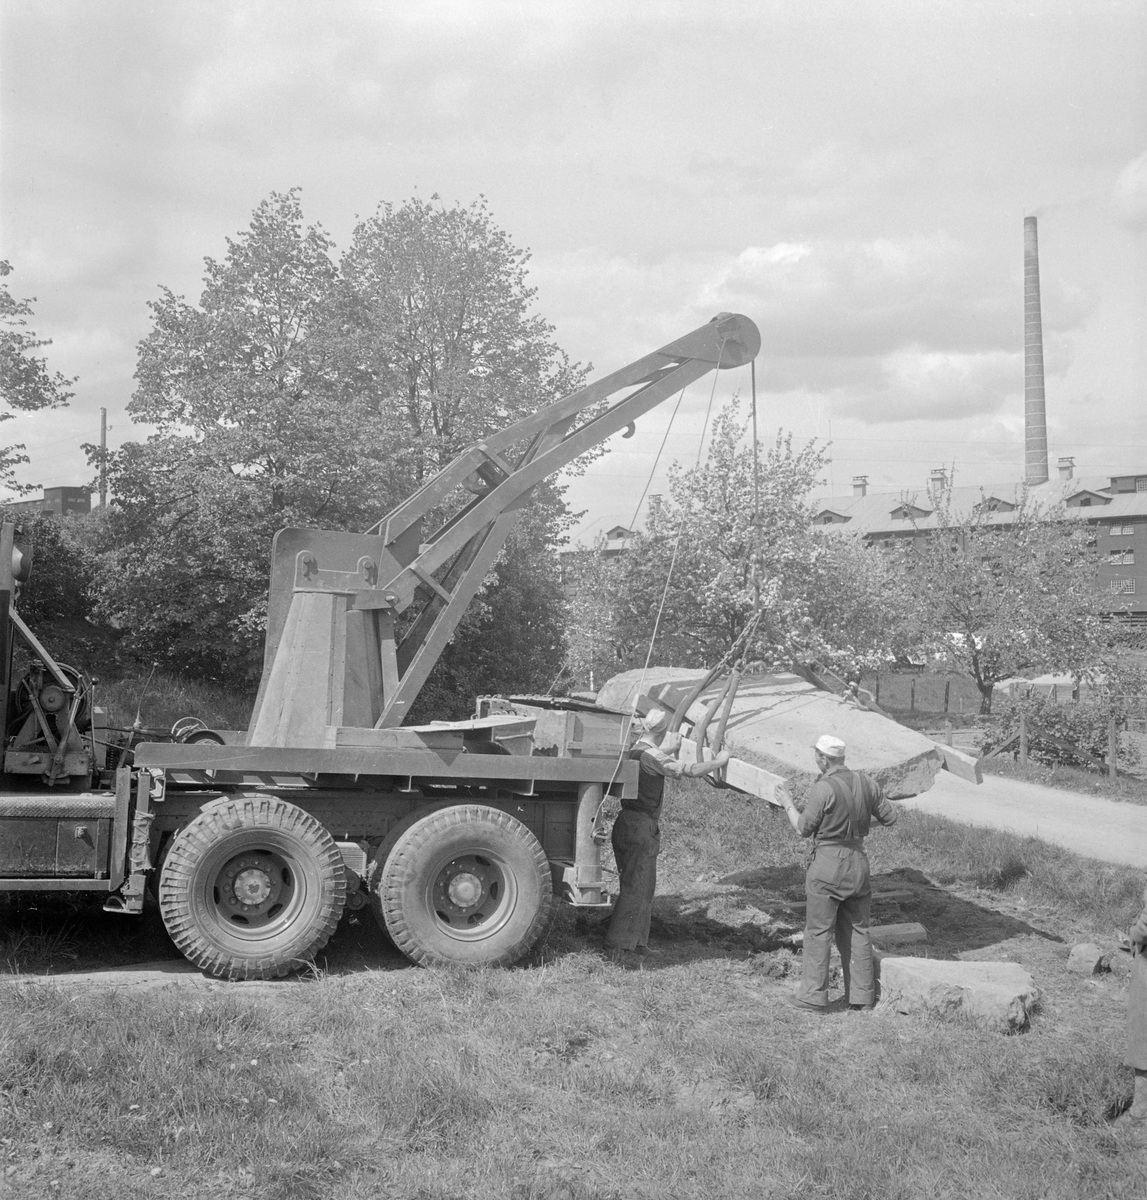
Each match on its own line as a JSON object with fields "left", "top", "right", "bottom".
{"left": 3, "top": 782, "right": 1147, "bottom": 1199}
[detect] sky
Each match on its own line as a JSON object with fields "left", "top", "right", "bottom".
{"left": 1, "top": 0, "right": 1144, "bottom": 546}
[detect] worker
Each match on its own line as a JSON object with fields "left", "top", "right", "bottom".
{"left": 780, "top": 734, "right": 898, "bottom": 1012}
{"left": 1119, "top": 882, "right": 1147, "bottom": 1130}
{"left": 606, "top": 706, "right": 731, "bottom": 968}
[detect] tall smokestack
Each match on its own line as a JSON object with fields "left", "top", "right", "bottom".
{"left": 1024, "top": 216, "right": 1049, "bottom": 485}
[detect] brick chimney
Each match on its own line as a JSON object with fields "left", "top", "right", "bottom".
{"left": 1057, "top": 456, "right": 1074, "bottom": 481}
{"left": 1024, "top": 216, "right": 1049, "bottom": 485}
{"left": 852, "top": 476, "right": 868, "bottom": 498}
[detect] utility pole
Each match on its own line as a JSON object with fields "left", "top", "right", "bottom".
{"left": 99, "top": 407, "right": 107, "bottom": 508}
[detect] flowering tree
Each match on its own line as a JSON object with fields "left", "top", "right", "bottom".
{"left": 900, "top": 487, "right": 1106, "bottom": 713}
{"left": 565, "top": 399, "right": 905, "bottom": 684}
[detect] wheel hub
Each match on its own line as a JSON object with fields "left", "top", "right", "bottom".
{"left": 446, "top": 871, "right": 483, "bottom": 907}
{"left": 233, "top": 867, "right": 273, "bottom": 906}
{"left": 217, "top": 852, "right": 287, "bottom": 919}
{"left": 432, "top": 855, "right": 506, "bottom": 929}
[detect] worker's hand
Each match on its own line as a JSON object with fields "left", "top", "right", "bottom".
{"left": 714, "top": 751, "right": 732, "bottom": 768}
{"left": 661, "top": 731, "right": 683, "bottom": 755}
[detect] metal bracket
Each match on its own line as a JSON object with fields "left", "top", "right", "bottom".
{"left": 294, "top": 551, "right": 395, "bottom": 601}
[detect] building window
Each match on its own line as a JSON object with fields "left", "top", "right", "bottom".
{"left": 1110, "top": 523, "right": 1136, "bottom": 536}
{"left": 1110, "top": 578, "right": 1137, "bottom": 594}
{"left": 1109, "top": 550, "right": 1136, "bottom": 565}
{"left": 1138, "top": 479, "right": 1147, "bottom": 492}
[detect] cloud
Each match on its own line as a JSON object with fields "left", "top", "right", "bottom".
{"left": 536, "top": 231, "right": 1092, "bottom": 428}
{"left": 1112, "top": 150, "right": 1147, "bottom": 231}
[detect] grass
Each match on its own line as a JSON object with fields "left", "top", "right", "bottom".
{"left": 3, "top": 786, "right": 1147, "bottom": 1198}
{"left": 94, "top": 670, "right": 255, "bottom": 740}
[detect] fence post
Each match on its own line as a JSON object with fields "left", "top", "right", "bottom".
{"left": 1108, "top": 716, "right": 1118, "bottom": 779}
{"left": 1019, "top": 712, "right": 1028, "bottom": 766}
{"left": 874, "top": 676, "right": 880, "bottom": 705}
{"left": 910, "top": 679, "right": 915, "bottom": 712}
{"left": 944, "top": 680, "right": 951, "bottom": 713}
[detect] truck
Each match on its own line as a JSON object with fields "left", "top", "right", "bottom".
{"left": 0, "top": 313, "right": 761, "bottom": 978}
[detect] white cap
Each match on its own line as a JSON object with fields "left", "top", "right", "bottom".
{"left": 641, "top": 707, "right": 670, "bottom": 735}
{"left": 814, "top": 734, "right": 846, "bottom": 758}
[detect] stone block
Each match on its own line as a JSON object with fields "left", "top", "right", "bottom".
{"left": 597, "top": 668, "right": 943, "bottom": 799}
{"left": 1066, "top": 942, "right": 1106, "bottom": 976}
{"left": 879, "top": 958, "right": 1040, "bottom": 1033}
{"left": 870, "top": 922, "right": 928, "bottom": 948}
{"left": 933, "top": 741, "right": 983, "bottom": 784}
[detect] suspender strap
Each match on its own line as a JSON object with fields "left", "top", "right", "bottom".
{"left": 824, "top": 771, "right": 867, "bottom": 841}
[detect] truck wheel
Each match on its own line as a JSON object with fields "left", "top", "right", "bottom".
{"left": 159, "top": 795, "right": 346, "bottom": 980}
{"left": 376, "top": 804, "right": 553, "bottom": 967}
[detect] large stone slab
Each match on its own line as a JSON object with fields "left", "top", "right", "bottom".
{"left": 598, "top": 668, "right": 942, "bottom": 799}
{"left": 879, "top": 957, "right": 1039, "bottom": 1032}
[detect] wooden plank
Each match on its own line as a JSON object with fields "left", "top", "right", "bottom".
{"left": 678, "top": 737, "right": 789, "bottom": 806}
{"left": 933, "top": 740, "right": 983, "bottom": 784}
{"left": 981, "top": 731, "right": 1020, "bottom": 760}
{"left": 1027, "top": 722, "right": 1109, "bottom": 771}
{"left": 870, "top": 922, "right": 928, "bottom": 947}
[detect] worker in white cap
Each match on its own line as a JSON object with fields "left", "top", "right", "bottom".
{"left": 606, "top": 705, "right": 731, "bottom": 968}
{"left": 780, "top": 733, "right": 898, "bottom": 1012}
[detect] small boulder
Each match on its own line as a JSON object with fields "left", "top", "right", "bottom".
{"left": 1066, "top": 942, "right": 1106, "bottom": 977}
{"left": 1106, "top": 947, "right": 1134, "bottom": 980}
{"left": 880, "top": 958, "right": 1039, "bottom": 1033}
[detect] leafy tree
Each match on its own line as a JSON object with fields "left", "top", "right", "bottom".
{"left": 97, "top": 190, "right": 397, "bottom": 682}
{"left": 0, "top": 261, "right": 75, "bottom": 491}
{"left": 565, "top": 399, "right": 903, "bottom": 683}
{"left": 899, "top": 487, "right": 1105, "bottom": 713}
{"left": 99, "top": 191, "right": 583, "bottom": 707}
{"left": 337, "top": 195, "right": 589, "bottom": 712}
{"left": 340, "top": 195, "right": 584, "bottom": 482}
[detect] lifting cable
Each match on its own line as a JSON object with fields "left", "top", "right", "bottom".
{"left": 598, "top": 337, "right": 736, "bottom": 808}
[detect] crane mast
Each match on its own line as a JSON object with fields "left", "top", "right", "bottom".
{"left": 248, "top": 312, "right": 760, "bottom": 746}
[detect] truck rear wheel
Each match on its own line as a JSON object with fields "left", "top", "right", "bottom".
{"left": 375, "top": 804, "right": 553, "bottom": 967}
{"left": 159, "top": 795, "right": 346, "bottom": 980}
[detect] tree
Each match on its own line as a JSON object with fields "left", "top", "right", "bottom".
{"left": 98, "top": 190, "right": 399, "bottom": 682}
{"left": 0, "top": 261, "right": 75, "bottom": 491}
{"left": 340, "top": 195, "right": 584, "bottom": 482}
{"left": 899, "top": 487, "right": 1105, "bottom": 713}
{"left": 337, "top": 195, "right": 589, "bottom": 712}
{"left": 99, "top": 192, "right": 583, "bottom": 703}
{"left": 566, "top": 398, "right": 902, "bottom": 683}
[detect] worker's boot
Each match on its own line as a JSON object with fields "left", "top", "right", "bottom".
{"left": 1123, "top": 1070, "right": 1147, "bottom": 1125}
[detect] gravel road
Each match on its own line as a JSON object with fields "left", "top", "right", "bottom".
{"left": 901, "top": 769, "right": 1147, "bottom": 868}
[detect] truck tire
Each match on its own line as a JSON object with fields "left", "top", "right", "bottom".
{"left": 159, "top": 794, "right": 346, "bottom": 980}
{"left": 376, "top": 804, "right": 553, "bottom": 967}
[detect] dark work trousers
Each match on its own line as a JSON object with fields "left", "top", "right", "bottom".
{"left": 798, "top": 843, "right": 875, "bottom": 1008}
{"left": 1129, "top": 949, "right": 1147, "bottom": 1070}
{"left": 606, "top": 809, "right": 660, "bottom": 951}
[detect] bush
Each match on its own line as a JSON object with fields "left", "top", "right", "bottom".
{"left": 985, "top": 693, "right": 1140, "bottom": 769}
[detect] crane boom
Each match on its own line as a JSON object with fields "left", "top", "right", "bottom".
{"left": 247, "top": 312, "right": 760, "bottom": 745}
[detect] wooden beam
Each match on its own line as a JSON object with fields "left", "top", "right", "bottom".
{"left": 678, "top": 737, "right": 789, "bottom": 806}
